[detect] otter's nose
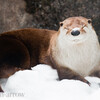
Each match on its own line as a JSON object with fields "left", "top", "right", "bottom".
{"left": 71, "top": 30, "right": 80, "bottom": 36}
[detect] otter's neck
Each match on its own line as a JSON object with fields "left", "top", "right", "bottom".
{"left": 51, "top": 31, "right": 100, "bottom": 76}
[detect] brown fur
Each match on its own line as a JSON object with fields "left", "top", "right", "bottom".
{"left": 57, "top": 67, "right": 90, "bottom": 84}
{"left": 0, "top": 86, "right": 3, "bottom": 92}
{"left": 0, "top": 28, "right": 56, "bottom": 92}
{"left": 0, "top": 28, "right": 56, "bottom": 68}
{"left": 0, "top": 17, "right": 99, "bottom": 92}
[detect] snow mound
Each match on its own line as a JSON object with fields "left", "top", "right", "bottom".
{"left": 0, "top": 64, "right": 100, "bottom": 100}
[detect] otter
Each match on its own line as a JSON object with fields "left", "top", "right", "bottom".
{"left": 0, "top": 16, "right": 100, "bottom": 92}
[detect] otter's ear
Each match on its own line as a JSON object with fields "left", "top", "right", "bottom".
{"left": 59, "top": 22, "right": 63, "bottom": 27}
{"left": 88, "top": 19, "right": 92, "bottom": 24}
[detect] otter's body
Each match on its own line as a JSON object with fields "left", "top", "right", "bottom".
{"left": 0, "top": 28, "right": 56, "bottom": 70}
{"left": 0, "top": 16, "right": 100, "bottom": 92}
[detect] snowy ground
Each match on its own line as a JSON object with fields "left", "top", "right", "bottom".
{"left": 0, "top": 64, "right": 100, "bottom": 100}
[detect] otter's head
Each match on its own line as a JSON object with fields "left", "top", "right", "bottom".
{"left": 58, "top": 16, "right": 96, "bottom": 44}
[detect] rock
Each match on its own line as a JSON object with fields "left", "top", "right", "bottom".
{"left": 0, "top": 0, "right": 100, "bottom": 38}
{"left": 0, "top": 0, "right": 33, "bottom": 33}
{"left": 25, "top": 0, "right": 100, "bottom": 36}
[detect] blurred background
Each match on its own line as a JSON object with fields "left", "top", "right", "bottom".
{"left": 0, "top": 0, "right": 100, "bottom": 37}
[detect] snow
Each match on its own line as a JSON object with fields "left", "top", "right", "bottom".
{"left": 0, "top": 64, "right": 100, "bottom": 100}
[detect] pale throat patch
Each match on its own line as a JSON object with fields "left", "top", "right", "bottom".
{"left": 53, "top": 25, "right": 100, "bottom": 77}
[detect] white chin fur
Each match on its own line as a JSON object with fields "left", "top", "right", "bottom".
{"left": 55, "top": 25, "right": 100, "bottom": 76}
{"left": 59, "top": 30, "right": 85, "bottom": 45}
{"left": 66, "top": 35, "right": 86, "bottom": 43}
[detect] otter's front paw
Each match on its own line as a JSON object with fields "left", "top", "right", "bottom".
{"left": 57, "top": 67, "right": 90, "bottom": 85}
{"left": 75, "top": 75, "right": 90, "bottom": 86}
{"left": 0, "top": 86, "right": 3, "bottom": 92}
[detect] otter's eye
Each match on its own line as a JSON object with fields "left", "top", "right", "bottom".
{"left": 88, "top": 19, "right": 92, "bottom": 24}
{"left": 60, "top": 22, "right": 63, "bottom": 27}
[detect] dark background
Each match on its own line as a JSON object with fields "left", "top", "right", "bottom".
{"left": 0, "top": 0, "right": 100, "bottom": 37}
